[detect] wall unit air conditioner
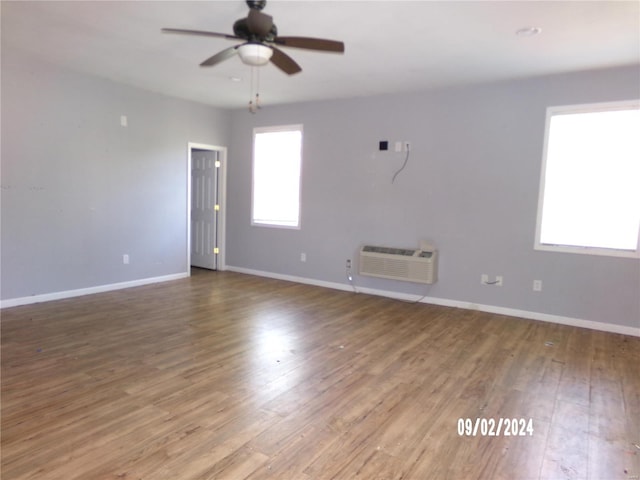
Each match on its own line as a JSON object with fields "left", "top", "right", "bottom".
{"left": 359, "top": 244, "right": 438, "bottom": 284}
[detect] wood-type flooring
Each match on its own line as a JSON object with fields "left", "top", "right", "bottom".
{"left": 2, "top": 270, "right": 639, "bottom": 479}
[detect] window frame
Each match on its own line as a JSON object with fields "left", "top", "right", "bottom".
{"left": 251, "top": 124, "right": 303, "bottom": 229}
{"left": 534, "top": 99, "right": 640, "bottom": 259}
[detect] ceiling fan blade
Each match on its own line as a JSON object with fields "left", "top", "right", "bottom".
{"left": 200, "top": 46, "right": 239, "bottom": 67}
{"left": 247, "top": 9, "right": 273, "bottom": 37}
{"left": 162, "top": 28, "right": 239, "bottom": 41}
{"left": 270, "top": 47, "right": 302, "bottom": 75}
{"left": 274, "top": 36, "right": 344, "bottom": 53}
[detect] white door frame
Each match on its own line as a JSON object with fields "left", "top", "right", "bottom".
{"left": 187, "top": 142, "right": 227, "bottom": 274}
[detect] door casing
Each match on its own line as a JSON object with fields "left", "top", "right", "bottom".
{"left": 187, "top": 142, "right": 227, "bottom": 273}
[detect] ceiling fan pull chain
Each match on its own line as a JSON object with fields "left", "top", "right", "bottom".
{"left": 256, "top": 67, "right": 261, "bottom": 110}
{"left": 249, "top": 66, "right": 257, "bottom": 113}
{"left": 248, "top": 66, "right": 262, "bottom": 114}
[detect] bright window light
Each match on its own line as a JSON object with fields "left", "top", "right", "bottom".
{"left": 252, "top": 125, "right": 302, "bottom": 228}
{"left": 535, "top": 100, "right": 640, "bottom": 257}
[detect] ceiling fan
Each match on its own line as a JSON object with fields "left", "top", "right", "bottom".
{"left": 162, "top": 0, "right": 345, "bottom": 75}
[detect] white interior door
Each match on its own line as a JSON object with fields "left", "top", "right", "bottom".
{"left": 191, "top": 149, "right": 220, "bottom": 270}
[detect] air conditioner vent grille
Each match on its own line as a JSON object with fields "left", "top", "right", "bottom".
{"left": 362, "top": 246, "right": 416, "bottom": 256}
{"left": 359, "top": 244, "right": 438, "bottom": 284}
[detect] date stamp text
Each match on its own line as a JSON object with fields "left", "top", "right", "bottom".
{"left": 457, "top": 417, "right": 534, "bottom": 436}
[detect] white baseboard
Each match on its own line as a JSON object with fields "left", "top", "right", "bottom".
{"left": 226, "top": 266, "right": 640, "bottom": 338}
{"left": 4, "top": 267, "right": 637, "bottom": 338}
{"left": 0, "top": 272, "right": 189, "bottom": 309}
{"left": 227, "top": 266, "right": 355, "bottom": 294}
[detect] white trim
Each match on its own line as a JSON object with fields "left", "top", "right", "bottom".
{"left": 534, "top": 242, "right": 640, "bottom": 259}
{"left": 0, "top": 273, "right": 189, "bottom": 309}
{"left": 227, "top": 265, "right": 354, "bottom": 293}
{"left": 225, "top": 266, "right": 640, "bottom": 338}
{"left": 251, "top": 125, "right": 303, "bottom": 230}
{"left": 187, "top": 142, "right": 228, "bottom": 272}
{"left": 534, "top": 99, "right": 640, "bottom": 259}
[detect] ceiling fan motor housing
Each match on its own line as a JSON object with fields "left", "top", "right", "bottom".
{"left": 246, "top": 0, "right": 267, "bottom": 10}
{"left": 233, "top": 17, "right": 277, "bottom": 42}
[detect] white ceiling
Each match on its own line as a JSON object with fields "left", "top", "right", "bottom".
{"left": 2, "top": 1, "right": 639, "bottom": 109}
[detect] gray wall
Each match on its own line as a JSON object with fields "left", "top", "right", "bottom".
{"left": 227, "top": 66, "right": 640, "bottom": 329}
{"left": 1, "top": 48, "right": 229, "bottom": 300}
{"left": 2, "top": 42, "right": 638, "bottom": 331}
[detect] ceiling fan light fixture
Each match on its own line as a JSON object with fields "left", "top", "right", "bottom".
{"left": 237, "top": 43, "right": 273, "bottom": 66}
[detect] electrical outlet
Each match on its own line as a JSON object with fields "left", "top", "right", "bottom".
{"left": 533, "top": 280, "right": 542, "bottom": 291}
{"left": 496, "top": 276, "right": 503, "bottom": 286}
{"left": 394, "top": 141, "right": 402, "bottom": 152}
{"left": 300, "top": 253, "right": 306, "bottom": 262}
{"left": 346, "top": 259, "right": 352, "bottom": 269}
{"left": 123, "top": 254, "right": 130, "bottom": 265}
{"left": 481, "top": 274, "right": 489, "bottom": 284}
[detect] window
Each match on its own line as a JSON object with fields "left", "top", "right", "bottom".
{"left": 535, "top": 100, "right": 640, "bottom": 258}
{"left": 252, "top": 125, "right": 303, "bottom": 228}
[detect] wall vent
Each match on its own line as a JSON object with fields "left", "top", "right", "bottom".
{"left": 359, "top": 244, "right": 438, "bottom": 284}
